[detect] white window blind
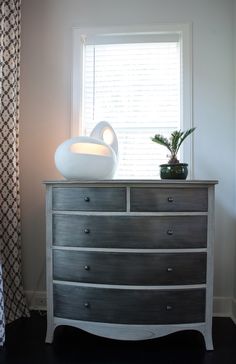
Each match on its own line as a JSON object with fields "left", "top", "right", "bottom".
{"left": 82, "top": 36, "right": 181, "bottom": 179}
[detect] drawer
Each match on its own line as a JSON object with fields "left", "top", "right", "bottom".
{"left": 53, "top": 251, "right": 207, "bottom": 285}
{"left": 130, "top": 187, "right": 208, "bottom": 212}
{"left": 53, "top": 215, "right": 207, "bottom": 248}
{"left": 52, "top": 187, "right": 126, "bottom": 211}
{"left": 53, "top": 284, "right": 206, "bottom": 324}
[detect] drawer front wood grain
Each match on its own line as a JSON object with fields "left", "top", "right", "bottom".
{"left": 53, "top": 285, "right": 206, "bottom": 324}
{"left": 52, "top": 187, "right": 126, "bottom": 211}
{"left": 130, "top": 188, "right": 208, "bottom": 212}
{"left": 53, "top": 215, "right": 207, "bottom": 248}
{"left": 53, "top": 250, "right": 207, "bottom": 285}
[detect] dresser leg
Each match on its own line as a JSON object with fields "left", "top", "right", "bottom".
{"left": 45, "top": 325, "right": 54, "bottom": 344}
{"left": 203, "top": 332, "right": 214, "bottom": 351}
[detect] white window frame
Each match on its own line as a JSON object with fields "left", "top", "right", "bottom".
{"left": 71, "top": 23, "right": 193, "bottom": 178}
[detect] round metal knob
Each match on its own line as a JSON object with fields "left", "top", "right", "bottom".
{"left": 84, "top": 196, "right": 90, "bottom": 202}
{"left": 167, "top": 267, "right": 173, "bottom": 272}
{"left": 84, "top": 228, "right": 90, "bottom": 234}
{"left": 167, "top": 229, "right": 173, "bottom": 235}
{"left": 166, "top": 305, "right": 173, "bottom": 311}
{"left": 167, "top": 197, "right": 174, "bottom": 203}
{"left": 84, "top": 302, "right": 90, "bottom": 308}
{"left": 84, "top": 265, "right": 90, "bottom": 271}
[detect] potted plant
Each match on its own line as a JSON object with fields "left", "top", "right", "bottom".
{"left": 151, "top": 127, "right": 196, "bottom": 179}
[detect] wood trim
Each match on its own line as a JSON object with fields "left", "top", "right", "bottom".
{"left": 53, "top": 280, "right": 206, "bottom": 290}
{"left": 44, "top": 180, "right": 218, "bottom": 186}
{"left": 45, "top": 186, "right": 54, "bottom": 343}
{"left": 204, "top": 185, "right": 215, "bottom": 350}
{"left": 54, "top": 317, "right": 206, "bottom": 341}
{"left": 52, "top": 247, "right": 207, "bottom": 253}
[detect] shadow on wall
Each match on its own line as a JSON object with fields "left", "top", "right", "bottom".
{"left": 195, "top": 156, "right": 236, "bottom": 299}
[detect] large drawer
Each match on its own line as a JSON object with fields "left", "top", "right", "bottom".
{"left": 53, "top": 250, "right": 207, "bottom": 285}
{"left": 53, "top": 284, "right": 206, "bottom": 324}
{"left": 53, "top": 215, "right": 207, "bottom": 248}
{"left": 52, "top": 187, "right": 126, "bottom": 211}
{"left": 130, "top": 187, "right": 208, "bottom": 212}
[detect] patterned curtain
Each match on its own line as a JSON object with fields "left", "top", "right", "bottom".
{"left": 0, "top": 0, "right": 29, "bottom": 323}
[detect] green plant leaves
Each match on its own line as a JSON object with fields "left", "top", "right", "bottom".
{"left": 151, "top": 127, "right": 196, "bottom": 164}
{"left": 151, "top": 135, "right": 172, "bottom": 151}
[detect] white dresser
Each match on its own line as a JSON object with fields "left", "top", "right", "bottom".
{"left": 44, "top": 180, "right": 217, "bottom": 350}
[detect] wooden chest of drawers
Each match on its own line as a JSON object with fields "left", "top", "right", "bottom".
{"left": 45, "top": 180, "right": 217, "bottom": 350}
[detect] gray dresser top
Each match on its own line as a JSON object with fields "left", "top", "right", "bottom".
{"left": 44, "top": 179, "right": 218, "bottom": 186}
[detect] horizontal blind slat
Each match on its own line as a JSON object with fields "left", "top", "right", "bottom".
{"left": 83, "top": 41, "right": 180, "bottom": 178}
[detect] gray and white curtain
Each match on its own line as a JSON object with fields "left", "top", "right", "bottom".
{"left": 0, "top": 0, "right": 29, "bottom": 323}
{"left": 0, "top": 264, "right": 4, "bottom": 344}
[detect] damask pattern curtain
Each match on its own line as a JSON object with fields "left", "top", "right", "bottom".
{"left": 0, "top": 0, "right": 29, "bottom": 323}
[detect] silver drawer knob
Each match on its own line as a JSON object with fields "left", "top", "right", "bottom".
{"left": 84, "top": 228, "right": 90, "bottom": 234}
{"left": 84, "top": 196, "right": 90, "bottom": 202}
{"left": 167, "top": 267, "right": 173, "bottom": 272}
{"left": 167, "top": 197, "right": 174, "bottom": 202}
{"left": 167, "top": 229, "right": 173, "bottom": 235}
{"left": 166, "top": 305, "right": 173, "bottom": 311}
{"left": 84, "top": 302, "right": 90, "bottom": 308}
{"left": 84, "top": 265, "right": 90, "bottom": 271}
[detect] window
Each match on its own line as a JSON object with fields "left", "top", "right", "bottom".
{"left": 72, "top": 24, "right": 192, "bottom": 179}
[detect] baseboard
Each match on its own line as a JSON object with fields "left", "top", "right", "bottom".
{"left": 25, "top": 290, "right": 46, "bottom": 310}
{"left": 232, "top": 298, "right": 236, "bottom": 324}
{"left": 213, "top": 296, "right": 233, "bottom": 317}
{"left": 25, "top": 291, "right": 236, "bottom": 320}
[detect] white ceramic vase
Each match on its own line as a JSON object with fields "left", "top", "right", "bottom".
{"left": 55, "top": 135, "right": 117, "bottom": 180}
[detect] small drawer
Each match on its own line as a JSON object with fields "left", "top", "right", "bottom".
{"left": 130, "top": 187, "right": 208, "bottom": 212}
{"left": 53, "top": 250, "right": 207, "bottom": 285}
{"left": 53, "top": 284, "right": 206, "bottom": 324}
{"left": 53, "top": 215, "right": 207, "bottom": 249}
{"left": 52, "top": 187, "right": 126, "bottom": 211}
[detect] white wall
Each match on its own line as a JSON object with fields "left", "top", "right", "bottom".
{"left": 20, "top": 0, "right": 236, "bottom": 312}
{"left": 233, "top": 0, "right": 236, "bottom": 321}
